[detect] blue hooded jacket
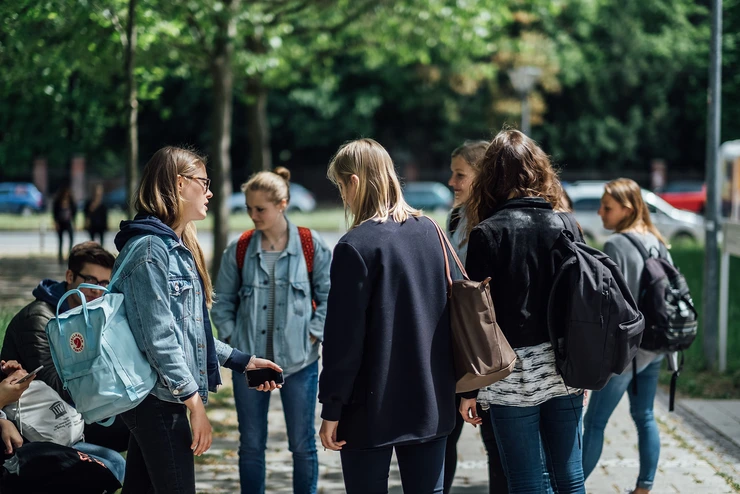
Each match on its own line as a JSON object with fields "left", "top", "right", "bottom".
{"left": 32, "top": 279, "right": 71, "bottom": 315}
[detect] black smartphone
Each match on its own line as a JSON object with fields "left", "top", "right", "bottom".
{"left": 246, "top": 368, "right": 284, "bottom": 389}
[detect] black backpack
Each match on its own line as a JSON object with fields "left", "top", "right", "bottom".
{"left": 621, "top": 233, "right": 698, "bottom": 411}
{"left": 620, "top": 233, "right": 698, "bottom": 352}
{"left": 547, "top": 214, "right": 646, "bottom": 390}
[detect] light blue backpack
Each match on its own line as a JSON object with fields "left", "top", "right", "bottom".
{"left": 45, "top": 238, "right": 157, "bottom": 425}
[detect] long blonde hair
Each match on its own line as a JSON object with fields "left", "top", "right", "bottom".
{"left": 135, "top": 146, "right": 214, "bottom": 306}
{"left": 327, "top": 138, "right": 420, "bottom": 229}
{"left": 604, "top": 178, "right": 668, "bottom": 246}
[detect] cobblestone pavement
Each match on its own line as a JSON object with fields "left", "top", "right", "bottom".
{"left": 195, "top": 377, "right": 740, "bottom": 494}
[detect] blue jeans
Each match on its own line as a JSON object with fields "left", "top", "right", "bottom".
{"left": 583, "top": 357, "right": 662, "bottom": 490}
{"left": 340, "top": 436, "right": 446, "bottom": 493}
{"left": 75, "top": 441, "right": 126, "bottom": 484}
{"left": 232, "top": 360, "right": 319, "bottom": 494}
{"left": 489, "top": 394, "right": 585, "bottom": 494}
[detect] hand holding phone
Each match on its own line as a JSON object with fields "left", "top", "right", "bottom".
{"left": 14, "top": 365, "right": 43, "bottom": 385}
{"left": 246, "top": 368, "right": 284, "bottom": 389}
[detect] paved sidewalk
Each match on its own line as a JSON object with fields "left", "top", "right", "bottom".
{"left": 195, "top": 377, "right": 740, "bottom": 494}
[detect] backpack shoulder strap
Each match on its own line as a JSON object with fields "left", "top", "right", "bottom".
{"left": 620, "top": 232, "right": 651, "bottom": 261}
{"left": 297, "top": 226, "right": 316, "bottom": 312}
{"left": 236, "top": 230, "right": 255, "bottom": 272}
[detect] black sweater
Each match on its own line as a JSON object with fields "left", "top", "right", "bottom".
{"left": 318, "top": 216, "right": 456, "bottom": 449}
{"left": 465, "top": 197, "right": 582, "bottom": 349}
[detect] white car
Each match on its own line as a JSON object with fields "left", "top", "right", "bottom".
{"left": 564, "top": 181, "right": 705, "bottom": 245}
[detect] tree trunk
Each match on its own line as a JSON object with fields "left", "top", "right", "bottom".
{"left": 125, "top": 0, "right": 138, "bottom": 219}
{"left": 209, "top": 0, "right": 238, "bottom": 278}
{"left": 246, "top": 79, "right": 271, "bottom": 172}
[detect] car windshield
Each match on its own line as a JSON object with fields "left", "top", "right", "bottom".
{"left": 662, "top": 181, "right": 704, "bottom": 193}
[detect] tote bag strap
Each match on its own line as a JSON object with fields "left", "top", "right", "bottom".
{"left": 425, "top": 217, "right": 470, "bottom": 295}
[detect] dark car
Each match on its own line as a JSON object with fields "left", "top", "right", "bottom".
{"left": 0, "top": 182, "right": 44, "bottom": 215}
{"left": 402, "top": 182, "right": 453, "bottom": 211}
{"left": 103, "top": 187, "right": 130, "bottom": 211}
{"left": 658, "top": 181, "right": 706, "bottom": 214}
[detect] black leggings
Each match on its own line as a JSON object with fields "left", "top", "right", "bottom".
{"left": 444, "top": 398, "right": 507, "bottom": 494}
{"left": 121, "top": 394, "right": 195, "bottom": 494}
{"left": 57, "top": 223, "right": 74, "bottom": 262}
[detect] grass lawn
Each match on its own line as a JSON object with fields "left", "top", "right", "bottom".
{"left": 0, "top": 208, "right": 451, "bottom": 233}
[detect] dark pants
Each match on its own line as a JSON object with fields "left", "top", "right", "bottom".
{"left": 88, "top": 230, "right": 104, "bottom": 246}
{"left": 120, "top": 394, "right": 195, "bottom": 494}
{"left": 444, "top": 399, "right": 507, "bottom": 494}
{"left": 340, "top": 436, "right": 447, "bottom": 494}
{"left": 57, "top": 222, "right": 74, "bottom": 263}
{"left": 84, "top": 415, "right": 130, "bottom": 453}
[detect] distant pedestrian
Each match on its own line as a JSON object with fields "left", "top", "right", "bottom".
{"left": 84, "top": 184, "right": 108, "bottom": 245}
{"left": 52, "top": 185, "right": 76, "bottom": 264}
{"left": 212, "top": 167, "right": 332, "bottom": 494}
{"left": 459, "top": 129, "right": 586, "bottom": 493}
{"left": 444, "top": 139, "right": 507, "bottom": 494}
{"left": 112, "top": 146, "right": 282, "bottom": 494}
{"left": 319, "top": 138, "right": 456, "bottom": 494}
{"left": 582, "top": 178, "right": 670, "bottom": 494}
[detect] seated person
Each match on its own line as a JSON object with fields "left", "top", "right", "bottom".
{"left": 0, "top": 242, "right": 129, "bottom": 452}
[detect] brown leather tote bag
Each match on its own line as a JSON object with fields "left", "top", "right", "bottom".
{"left": 429, "top": 217, "right": 517, "bottom": 393}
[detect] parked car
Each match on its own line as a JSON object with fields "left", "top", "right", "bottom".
{"left": 658, "top": 180, "right": 706, "bottom": 214}
{"left": 402, "top": 182, "right": 453, "bottom": 211}
{"left": 103, "top": 187, "right": 130, "bottom": 211}
{"left": 229, "top": 182, "right": 317, "bottom": 213}
{"left": 0, "top": 182, "right": 44, "bottom": 215}
{"left": 565, "top": 181, "right": 704, "bottom": 245}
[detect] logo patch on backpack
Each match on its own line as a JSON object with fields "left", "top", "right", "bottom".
{"left": 69, "top": 332, "right": 85, "bottom": 353}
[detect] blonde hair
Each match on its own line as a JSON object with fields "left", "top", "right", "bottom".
{"left": 242, "top": 167, "right": 291, "bottom": 204}
{"left": 604, "top": 178, "right": 669, "bottom": 246}
{"left": 327, "top": 138, "right": 421, "bottom": 229}
{"left": 135, "top": 146, "right": 214, "bottom": 306}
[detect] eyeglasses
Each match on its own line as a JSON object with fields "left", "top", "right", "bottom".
{"left": 74, "top": 272, "right": 110, "bottom": 288}
{"left": 180, "top": 175, "right": 211, "bottom": 193}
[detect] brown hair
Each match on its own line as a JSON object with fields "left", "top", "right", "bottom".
{"left": 603, "top": 178, "right": 668, "bottom": 246}
{"left": 68, "top": 241, "right": 116, "bottom": 273}
{"left": 135, "top": 146, "right": 214, "bottom": 306}
{"left": 327, "top": 138, "right": 420, "bottom": 229}
{"left": 451, "top": 140, "right": 489, "bottom": 173}
{"left": 242, "top": 167, "right": 291, "bottom": 204}
{"left": 466, "top": 129, "right": 562, "bottom": 231}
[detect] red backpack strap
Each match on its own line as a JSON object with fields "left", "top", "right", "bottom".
{"left": 297, "top": 227, "right": 317, "bottom": 312}
{"left": 236, "top": 230, "right": 255, "bottom": 273}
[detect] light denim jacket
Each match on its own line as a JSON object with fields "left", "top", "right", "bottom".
{"left": 113, "top": 234, "right": 236, "bottom": 404}
{"left": 212, "top": 221, "right": 331, "bottom": 377}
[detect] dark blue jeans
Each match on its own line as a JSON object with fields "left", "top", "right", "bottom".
{"left": 232, "top": 360, "right": 319, "bottom": 494}
{"left": 340, "top": 436, "right": 447, "bottom": 494}
{"left": 489, "top": 394, "right": 585, "bottom": 494}
{"left": 583, "top": 357, "right": 662, "bottom": 490}
{"left": 120, "top": 394, "right": 195, "bottom": 494}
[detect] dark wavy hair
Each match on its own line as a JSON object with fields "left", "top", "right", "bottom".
{"left": 466, "top": 129, "right": 562, "bottom": 232}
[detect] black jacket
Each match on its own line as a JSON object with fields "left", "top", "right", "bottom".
{"left": 466, "top": 197, "right": 582, "bottom": 349}
{"left": 1, "top": 280, "right": 72, "bottom": 401}
{"left": 318, "top": 216, "right": 456, "bottom": 449}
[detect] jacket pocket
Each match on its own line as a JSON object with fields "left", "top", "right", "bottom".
{"left": 290, "top": 281, "right": 310, "bottom": 318}
{"left": 168, "top": 278, "right": 194, "bottom": 322}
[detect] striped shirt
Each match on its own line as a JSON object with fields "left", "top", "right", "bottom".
{"left": 476, "top": 341, "right": 582, "bottom": 408}
{"left": 262, "top": 251, "right": 281, "bottom": 361}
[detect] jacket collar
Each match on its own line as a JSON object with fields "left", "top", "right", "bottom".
{"left": 493, "top": 197, "right": 552, "bottom": 215}
{"left": 247, "top": 218, "right": 301, "bottom": 258}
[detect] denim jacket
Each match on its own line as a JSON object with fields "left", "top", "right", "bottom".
{"left": 211, "top": 220, "right": 331, "bottom": 377}
{"left": 113, "top": 234, "right": 238, "bottom": 404}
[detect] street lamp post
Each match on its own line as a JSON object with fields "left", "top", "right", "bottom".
{"left": 508, "top": 66, "right": 542, "bottom": 136}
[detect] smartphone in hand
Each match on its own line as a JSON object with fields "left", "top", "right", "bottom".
{"left": 246, "top": 368, "right": 284, "bottom": 389}
{"left": 14, "top": 365, "right": 43, "bottom": 384}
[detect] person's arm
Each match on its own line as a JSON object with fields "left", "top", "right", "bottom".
{"left": 318, "top": 241, "right": 371, "bottom": 422}
{"left": 307, "top": 232, "right": 332, "bottom": 343}
{"left": 120, "top": 239, "right": 199, "bottom": 401}
{"left": 211, "top": 241, "right": 240, "bottom": 344}
{"left": 15, "top": 312, "right": 69, "bottom": 401}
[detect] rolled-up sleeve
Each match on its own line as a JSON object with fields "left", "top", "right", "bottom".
{"left": 318, "top": 241, "right": 370, "bottom": 421}
{"left": 121, "top": 239, "right": 198, "bottom": 400}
